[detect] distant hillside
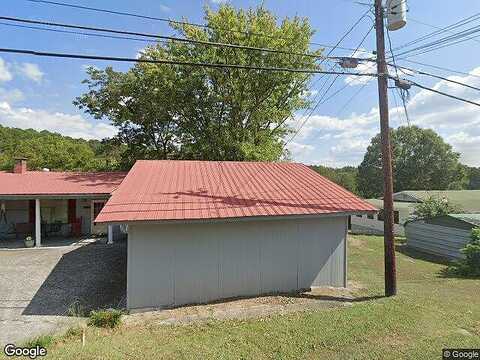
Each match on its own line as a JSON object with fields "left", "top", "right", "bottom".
{"left": 310, "top": 165, "right": 359, "bottom": 195}
{"left": 0, "top": 125, "right": 123, "bottom": 171}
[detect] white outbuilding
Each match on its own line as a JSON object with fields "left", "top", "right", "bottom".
{"left": 96, "top": 160, "right": 376, "bottom": 311}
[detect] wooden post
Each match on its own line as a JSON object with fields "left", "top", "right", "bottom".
{"left": 35, "top": 198, "right": 41, "bottom": 247}
{"left": 375, "top": 0, "right": 397, "bottom": 296}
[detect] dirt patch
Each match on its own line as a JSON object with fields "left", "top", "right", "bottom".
{"left": 349, "top": 236, "right": 366, "bottom": 248}
{"left": 124, "top": 286, "right": 361, "bottom": 327}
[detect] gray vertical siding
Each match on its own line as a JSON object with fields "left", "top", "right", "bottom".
{"left": 405, "top": 221, "right": 471, "bottom": 259}
{"left": 127, "top": 216, "right": 348, "bottom": 310}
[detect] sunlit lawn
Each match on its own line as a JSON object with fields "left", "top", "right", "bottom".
{"left": 11, "top": 235, "right": 480, "bottom": 359}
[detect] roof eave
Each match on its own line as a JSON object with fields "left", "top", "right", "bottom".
{"left": 96, "top": 209, "right": 378, "bottom": 226}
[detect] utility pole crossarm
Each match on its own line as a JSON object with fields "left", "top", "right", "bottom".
{"left": 374, "top": 0, "right": 397, "bottom": 297}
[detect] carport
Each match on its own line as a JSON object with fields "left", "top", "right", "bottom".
{"left": 0, "top": 158, "right": 126, "bottom": 247}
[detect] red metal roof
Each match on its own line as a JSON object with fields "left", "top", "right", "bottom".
{"left": 0, "top": 171, "right": 126, "bottom": 196}
{"left": 96, "top": 160, "right": 376, "bottom": 223}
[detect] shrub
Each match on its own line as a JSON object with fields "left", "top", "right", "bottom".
{"left": 88, "top": 309, "right": 123, "bottom": 328}
{"left": 67, "top": 301, "right": 87, "bottom": 317}
{"left": 448, "top": 227, "right": 480, "bottom": 277}
{"left": 411, "top": 196, "right": 462, "bottom": 221}
{"left": 64, "top": 326, "right": 83, "bottom": 339}
{"left": 24, "top": 335, "right": 54, "bottom": 348}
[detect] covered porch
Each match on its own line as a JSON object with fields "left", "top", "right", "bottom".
{"left": 0, "top": 196, "right": 116, "bottom": 248}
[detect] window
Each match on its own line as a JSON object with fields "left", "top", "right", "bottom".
{"left": 377, "top": 210, "right": 385, "bottom": 222}
{"left": 356, "top": 214, "right": 363, "bottom": 218}
{"left": 394, "top": 211, "right": 400, "bottom": 224}
{"left": 93, "top": 201, "right": 105, "bottom": 222}
{"left": 367, "top": 213, "right": 374, "bottom": 219}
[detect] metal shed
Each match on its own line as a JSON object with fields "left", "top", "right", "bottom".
{"left": 405, "top": 214, "right": 480, "bottom": 259}
{"left": 96, "top": 160, "right": 376, "bottom": 311}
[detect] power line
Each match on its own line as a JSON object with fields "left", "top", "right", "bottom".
{"left": 0, "top": 47, "right": 381, "bottom": 77}
{"left": 409, "top": 80, "right": 480, "bottom": 107}
{"left": 336, "top": 81, "right": 370, "bottom": 116}
{"left": 386, "top": 25, "right": 411, "bottom": 126}
{"left": 391, "top": 63, "right": 480, "bottom": 92}
{"left": 0, "top": 16, "right": 328, "bottom": 60}
{"left": 392, "top": 23, "right": 480, "bottom": 59}
{"left": 396, "top": 58, "right": 480, "bottom": 79}
{"left": 391, "top": 12, "right": 480, "bottom": 53}
{"left": 409, "top": 17, "right": 480, "bottom": 44}
{"left": 284, "top": 24, "right": 375, "bottom": 147}
{"left": 268, "top": 9, "right": 374, "bottom": 137}
{"left": 0, "top": 21, "right": 164, "bottom": 44}
{"left": 26, "top": 0, "right": 375, "bottom": 54}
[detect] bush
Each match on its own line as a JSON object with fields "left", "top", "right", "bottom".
{"left": 448, "top": 227, "right": 480, "bottom": 277}
{"left": 24, "top": 335, "right": 54, "bottom": 348}
{"left": 67, "top": 301, "right": 87, "bottom": 317}
{"left": 88, "top": 309, "right": 123, "bottom": 328}
{"left": 411, "top": 196, "right": 462, "bottom": 221}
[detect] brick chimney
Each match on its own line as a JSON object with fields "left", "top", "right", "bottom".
{"left": 13, "top": 158, "right": 27, "bottom": 174}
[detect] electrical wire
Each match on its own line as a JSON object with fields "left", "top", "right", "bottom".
{"left": 284, "top": 24, "right": 375, "bottom": 147}
{"left": 392, "top": 23, "right": 480, "bottom": 59}
{"left": 390, "top": 12, "right": 480, "bottom": 53}
{"left": 0, "top": 16, "right": 327, "bottom": 60}
{"left": 396, "top": 58, "right": 480, "bottom": 79}
{"left": 386, "top": 24, "right": 411, "bottom": 125}
{"left": 390, "top": 63, "right": 480, "bottom": 92}
{"left": 26, "top": 0, "right": 375, "bottom": 53}
{"left": 409, "top": 80, "right": 480, "bottom": 107}
{"left": 267, "top": 10, "right": 374, "bottom": 139}
{"left": 0, "top": 21, "right": 164, "bottom": 45}
{"left": 0, "top": 47, "right": 381, "bottom": 76}
{"left": 409, "top": 17, "right": 480, "bottom": 44}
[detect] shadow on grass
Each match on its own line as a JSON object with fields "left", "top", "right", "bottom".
{"left": 437, "top": 266, "right": 480, "bottom": 280}
{"left": 395, "top": 243, "right": 451, "bottom": 266}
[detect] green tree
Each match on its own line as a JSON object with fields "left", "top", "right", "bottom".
{"left": 357, "top": 126, "right": 466, "bottom": 198}
{"left": 0, "top": 125, "right": 115, "bottom": 171}
{"left": 310, "top": 165, "right": 358, "bottom": 194}
{"left": 466, "top": 166, "right": 480, "bottom": 189}
{"left": 75, "top": 5, "right": 320, "bottom": 166}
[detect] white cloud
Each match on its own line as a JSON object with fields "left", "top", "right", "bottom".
{"left": 290, "top": 66, "right": 480, "bottom": 167}
{"left": 16, "top": 63, "right": 44, "bottom": 83}
{"left": 0, "top": 58, "right": 12, "bottom": 82}
{"left": 211, "top": 0, "right": 228, "bottom": 3}
{"left": 0, "top": 101, "right": 117, "bottom": 140}
{"left": 0, "top": 88, "right": 24, "bottom": 103}
{"left": 159, "top": 4, "right": 171, "bottom": 12}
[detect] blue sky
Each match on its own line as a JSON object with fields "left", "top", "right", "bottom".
{"left": 1, "top": 0, "right": 479, "bottom": 166}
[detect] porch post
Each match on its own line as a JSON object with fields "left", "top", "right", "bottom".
{"left": 35, "top": 198, "right": 41, "bottom": 247}
{"left": 107, "top": 224, "right": 113, "bottom": 245}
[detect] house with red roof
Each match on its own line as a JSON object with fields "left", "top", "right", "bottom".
{"left": 0, "top": 158, "right": 126, "bottom": 246}
{"left": 0, "top": 158, "right": 376, "bottom": 309}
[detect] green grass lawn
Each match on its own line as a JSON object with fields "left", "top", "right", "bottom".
{"left": 17, "top": 235, "right": 480, "bottom": 359}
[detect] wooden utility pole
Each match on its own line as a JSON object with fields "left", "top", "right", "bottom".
{"left": 374, "top": 0, "right": 397, "bottom": 296}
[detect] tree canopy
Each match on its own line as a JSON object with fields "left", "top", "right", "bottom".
{"left": 357, "top": 126, "right": 466, "bottom": 198}
{"left": 0, "top": 125, "right": 121, "bottom": 171}
{"left": 310, "top": 165, "right": 358, "bottom": 194}
{"left": 75, "top": 5, "right": 320, "bottom": 168}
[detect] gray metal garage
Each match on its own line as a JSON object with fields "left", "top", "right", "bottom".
{"left": 405, "top": 214, "right": 480, "bottom": 260}
{"left": 96, "top": 160, "right": 376, "bottom": 310}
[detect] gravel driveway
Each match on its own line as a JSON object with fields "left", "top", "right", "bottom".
{"left": 0, "top": 240, "right": 126, "bottom": 345}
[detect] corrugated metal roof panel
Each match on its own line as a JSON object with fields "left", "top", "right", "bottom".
{"left": 0, "top": 171, "right": 127, "bottom": 196}
{"left": 96, "top": 160, "right": 377, "bottom": 223}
